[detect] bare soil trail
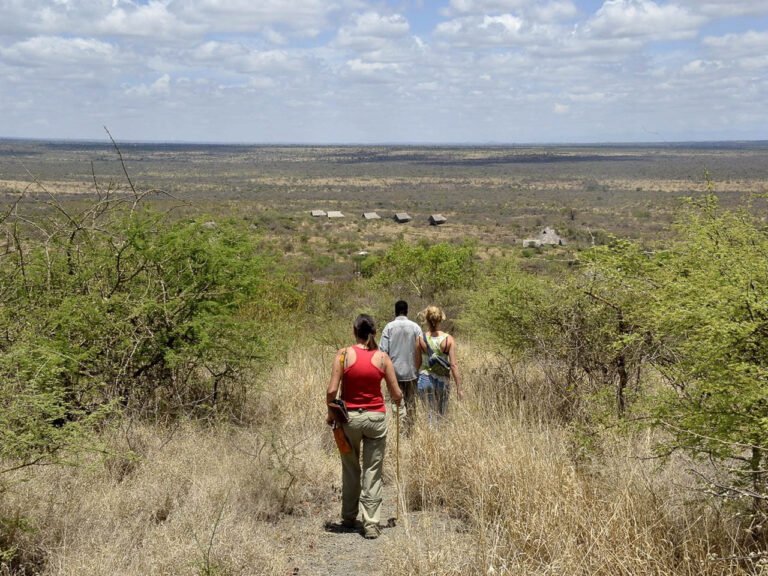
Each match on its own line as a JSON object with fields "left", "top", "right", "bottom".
{"left": 291, "top": 483, "right": 401, "bottom": 576}
{"left": 280, "top": 481, "right": 458, "bottom": 576}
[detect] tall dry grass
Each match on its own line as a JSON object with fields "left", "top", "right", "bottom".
{"left": 0, "top": 344, "right": 341, "bottom": 576}
{"left": 0, "top": 338, "right": 758, "bottom": 575}
{"left": 383, "top": 343, "right": 754, "bottom": 576}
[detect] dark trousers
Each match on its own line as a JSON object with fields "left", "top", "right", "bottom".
{"left": 398, "top": 378, "right": 418, "bottom": 433}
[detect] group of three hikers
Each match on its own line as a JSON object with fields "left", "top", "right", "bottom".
{"left": 325, "top": 301, "right": 463, "bottom": 539}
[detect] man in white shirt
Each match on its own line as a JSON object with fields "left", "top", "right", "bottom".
{"left": 379, "top": 300, "right": 423, "bottom": 431}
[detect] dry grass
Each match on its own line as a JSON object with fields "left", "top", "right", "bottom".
{"left": 0, "top": 343, "right": 341, "bottom": 575}
{"left": 383, "top": 342, "right": 753, "bottom": 576}
{"left": 0, "top": 339, "right": 758, "bottom": 575}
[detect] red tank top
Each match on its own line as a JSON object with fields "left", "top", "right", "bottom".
{"left": 342, "top": 347, "right": 386, "bottom": 412}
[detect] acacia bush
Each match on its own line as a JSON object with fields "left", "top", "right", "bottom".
{"left": 469, "top": 243, "right": 654, "bottom": 422}
{"left": 469, "top": 192, "right": 768, "bottom": 545}
{"left": 362, "top": 239, "right": 477, "bottom": 300}
{"left": 0, "top": 191, "right": 299, "bottom": 473}
{"left": 644, "top": 194, "right": 768, "bottom": 532}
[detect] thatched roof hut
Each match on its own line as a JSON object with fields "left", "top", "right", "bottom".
{"left": 429, "top": 214, "right": 447, "bottom": 226}
{"left": 393, "top": 212, "right": 412, "bottom": 223}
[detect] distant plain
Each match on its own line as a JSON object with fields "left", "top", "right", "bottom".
{"left": 2, "top": 140, "right": 767, "bottom": 257}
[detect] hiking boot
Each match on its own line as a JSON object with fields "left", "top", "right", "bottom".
{"left": 363, "top": 524, "right": 381, "bottom": 539}
{"left": 323, "top": 519, "right": 358, "bottom": 533}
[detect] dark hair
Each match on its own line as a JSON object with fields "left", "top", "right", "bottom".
{"left": 395, "top": 300, "right": 408, "bottom": 316}
{"left": 354, "top": 314, "right": 378, "bottom": 350}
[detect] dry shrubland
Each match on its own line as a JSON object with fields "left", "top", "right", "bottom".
{"left": 0, "top": 345, "right": 338, "bottom": 575}
{"left": 1, "top": 341, "right": 757, "bottom": 575}
{"left": 380, "top": 344, "right": 753, "bottom": 576}
{"left": 4, "top": 142, "right": 768, "bottom": 576}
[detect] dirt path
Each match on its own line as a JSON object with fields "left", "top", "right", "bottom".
{"left": 278, "top": 478, "right": 464, "bottom": 576}
{"left": 286, "top": 483, "right": 403, "bottom": 576}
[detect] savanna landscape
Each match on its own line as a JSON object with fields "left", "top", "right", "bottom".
{"left": 2, "top": 139, "right": 768, "bottom": 575}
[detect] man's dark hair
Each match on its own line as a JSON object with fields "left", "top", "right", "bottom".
{"left": 395, "top": 300, "right": 408, "bottom": 316}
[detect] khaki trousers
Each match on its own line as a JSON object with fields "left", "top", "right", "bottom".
{"left": 340, "top": 410, "right": 387, "bottom": 530}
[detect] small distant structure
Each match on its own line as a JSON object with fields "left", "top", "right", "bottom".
{"left": 393, "top": 212, "right": 412, "bottom": 223}
{"left": 202, "top": 221, "right": 217, "bottom": 229}
{"left": 310, "top": 210, "right": 326, "bottom": 217}
{"left": 363, "top": 212, "right": 381, "bottom": 220}
{"left": 523, "top": 227, "right": 566, "bottom": 248}
{"left": 327, "top": 211, "right": 344, "bottom": 219}
{"left": 429, "top": 214, "right": 447, "bottom": 226}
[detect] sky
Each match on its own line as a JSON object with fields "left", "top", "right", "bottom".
{"left": 1, "top": 0, "right": 768, "bottom": 144}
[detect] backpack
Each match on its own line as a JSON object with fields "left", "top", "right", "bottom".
{"left": 424, "top": 334, "right": 451, "bottom": 377}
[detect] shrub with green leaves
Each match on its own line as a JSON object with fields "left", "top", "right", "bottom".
{"left": 0, "top": 195, "right": 298, "bottom": 471}
{"left": 363, "top": 239, "right": 476, "bottom": 300}
{"left": 472, "top": 191, "right": 768, "bottom": 522}
{"left": 470, "top": 242, "right": 655, "bottom": 420}
{"left": 645, "top": 194, "right": 768, "bottom": 500}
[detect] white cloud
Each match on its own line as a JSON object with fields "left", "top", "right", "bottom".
{"left": 262, "top": 27, "right": 288, "bottom": 45}
{"left": 125, "top": 73, "right": 171, "bottom": 97}
{"left": 96, "top": 1, "right": 201, "bottom": 38}
{"left": 443, "top": 0, "right": 578, "bottom": 23}
{"left": 481, "top": 14, "right": 524, "bottom": 34}
{"left": 0, "top": 0, "right": 767, "bottom": 143}
{"left": 186, "top": 41, "right": 306, "bottom": 75}
{"left": 334, "top": 12, "right": 411, "bottom": 51}
{"left": 239, "top": 50, "right": 300, "bottom": 73}
{"left": 676, "top": 0, "right": 768, "bottom": 19}
{"left": 435, "top": 14, "right": 534, "bottom": 46}
{"left": 167, "top": 0, "right": 348, "bottom": 35}
{"left": 587, "top": 0, "right": 704, "bottom": 41}
{"left": 0, "top": 36, "right": 116, "bottom": 67}
{"left": 0, "top": 0, "right": 349, "bottom": 40}
{"left": 445, "top": 0, "right": 530, "bottom": 15}
{"left": 331, "top": 11, "right": 424, "bottom": 67}
{"left": 681, "top": 59, "right": 723, "bottom": 74}
{"left": 344, "top": 58, "right": 403, "bottom": 83}
{"left": 700, "top": 30, "right": 768, "bottom": 70}
{"left": 531, "top": 1, "right": 578, "bottom": 22}
{"left": 567, "top": 91, "right": 607, "bottom": 102}
{"left": 703, "top": 30, "right": 768, "bottom": 56}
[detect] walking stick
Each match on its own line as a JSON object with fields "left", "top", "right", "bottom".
{"left": 388, "top": 402, "right": 408, "bottom": 532}
{"left": 396, "top": 403, "right": 401, "bottom": 523}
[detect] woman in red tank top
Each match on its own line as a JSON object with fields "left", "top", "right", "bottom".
{"left": 326, "top": 314, "right": 402, "bottom": 539}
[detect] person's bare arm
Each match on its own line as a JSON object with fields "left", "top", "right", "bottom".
{"left": 326, "top": 348, "right": 344, "bottom": 425}
{"left": 382, "top": 354, "right": 403, "bottom": 404}
{"left": 379, "top": 325, "right": 391, "bottom": 355}
{"left": 414, "top": 336, "right": 423, "bottom": 372}
{"left": 446, "top": 336, "right": 464, "bottom": 401}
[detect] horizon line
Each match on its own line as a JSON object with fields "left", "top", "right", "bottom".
{"left": 2, "top": 136, "right": 768, "bottom": 148}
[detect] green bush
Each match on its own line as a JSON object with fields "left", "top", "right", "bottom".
{"left": 469, "top": 241, "right": 654, "bottom": 420}
{"left": 471, "top": 192, "right": 768, "bottom": 525}
{"left": 365, "top": 239, "right": 476, "bottom": 300}
{"left": 645, "top": 194, "right": 768, "bottom": 504}
{"left": 0, "top": 197, "right": 298, "bottom": 472}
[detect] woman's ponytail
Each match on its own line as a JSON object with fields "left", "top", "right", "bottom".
{"left": 354, "top": 314, "right": 378, "bottom": 350}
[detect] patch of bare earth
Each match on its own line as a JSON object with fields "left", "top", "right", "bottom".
{"left": 287, "top": 483, "right": 463, "bottom": 576}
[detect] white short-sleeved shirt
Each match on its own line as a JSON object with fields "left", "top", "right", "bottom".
{"left": 379, "top": 315, "right": 423, "bottom": 382}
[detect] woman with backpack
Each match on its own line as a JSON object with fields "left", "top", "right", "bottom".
{"left": 415, "top": 306, "right": 464, "bottom": 419}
